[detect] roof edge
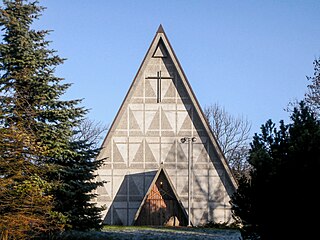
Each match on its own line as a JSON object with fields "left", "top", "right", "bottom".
{"left": 157, "top": 24, "right": 164, "bottom": 33}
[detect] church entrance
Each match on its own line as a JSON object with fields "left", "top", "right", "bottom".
{"left": 135, "top": 169, "right": 188, "bottom": 226}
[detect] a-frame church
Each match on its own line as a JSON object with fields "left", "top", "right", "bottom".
{"left": 95, "top": 25, "right": 237, "bottom": 226}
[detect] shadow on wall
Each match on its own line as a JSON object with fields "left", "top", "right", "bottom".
{"left": 104, "top": 171, "right": 156, "bottom": 225}
{"left": 104, "top": 170, "right": 188, "bottom": 226}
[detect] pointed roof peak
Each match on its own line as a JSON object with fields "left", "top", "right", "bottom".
{"left": 157, "top": 24, "right": 165, "bottom": 33}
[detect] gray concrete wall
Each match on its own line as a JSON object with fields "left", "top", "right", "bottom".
{"left": 95, "top": 33, "right": 235, "bottom": 226}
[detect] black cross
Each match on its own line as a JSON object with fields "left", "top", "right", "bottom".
{"left": 146, "top": 71, "right": 172, "bottom": 103}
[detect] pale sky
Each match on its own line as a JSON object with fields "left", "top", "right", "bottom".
{"left": 26, "top": 0, "right": 320, "bottom": 136}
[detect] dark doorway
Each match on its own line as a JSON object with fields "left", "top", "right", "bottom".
{"left": 135, "top": 169, "right": 188, "bottom": 226}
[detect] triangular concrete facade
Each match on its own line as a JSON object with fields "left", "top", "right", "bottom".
{"left": 95, "top": 25, "right": 237, "bottom": 226}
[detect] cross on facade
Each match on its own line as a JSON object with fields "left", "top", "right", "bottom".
{"left": 146, "top": 71, "right": 172, "bottom": 103}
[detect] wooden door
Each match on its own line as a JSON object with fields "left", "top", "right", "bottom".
{"left": 135, "top": 171, "right": 187, "bottom": 226}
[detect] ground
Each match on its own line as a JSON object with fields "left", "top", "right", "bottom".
{"left": 59, "top": 226, "right": 243, "bottom": 240}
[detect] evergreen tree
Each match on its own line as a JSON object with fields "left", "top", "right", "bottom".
{"left": 0, "top": 0, "right": 104, "bottom": 233}
{"left": 230, "top": 102, "right": 320, "bottom": 239}
{"left": 0, "top": 111, "right": 66, "bottom": 239}
{"left": 53, "top": 134, "right": 105, "bottom": 231}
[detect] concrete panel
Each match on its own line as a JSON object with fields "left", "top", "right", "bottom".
{"left": 97, "top": 196, "right": 112, "bottom": 202}
{"left": 98, "top": 169, "right": 112, "bottom": 175}
{"left": 113, "top": 201, "right": 127, "bottom": 208}
{"left": 95, "top": 27, "right": 237, "bottom": 226}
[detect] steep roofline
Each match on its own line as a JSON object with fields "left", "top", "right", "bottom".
{"left": 98, "top": 28, "right": 159, "bottom": 150}
{"left": 159, "top": 27, "right": 238, "bottom": 190}
{"left": 157, "top": 24, "right": 164, "bottom": 33}
{"left": 97, "top": 25, "right": 238, "bottom": 190}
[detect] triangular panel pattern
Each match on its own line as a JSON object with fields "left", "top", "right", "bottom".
{"left": 129, "top": 143, "right": 141, "bottom": 166}
{"left": 162, "top": 143, "right": 176, "bottom": 163}
{"left": 153, "top": 42, "right": 168, "bottom": 58}
{"left": 115, "top": 208, "right": 127, "bottom": 225}
{"left": 129, "top": 109, "right": 142, "bottom": 131}
{"left": 112, "top": 208, "right": 123, "bottom": 225}
{"left": 164, "top": 81, "right": 176, "bottom": 98}
{"left": 162, "top": 109, "right": 176, "bottom": 132}
{"left": 146, "top": 110, "right": 159, "bottom": 131}
{"left": 179, "top": 182, "right": 189, "bottom": 195}
{"left": 176, "top": 142, "right": 188, "bottom": 162}
{"left": 177, "top": 111, "right": 189, "bottom": 132}
{"left": 161, "top": 107, "right": 174, "bottom": 131}
{"left": 116, "top": 109, "right": 128, "bottom": 130}
{"left": 178, "top": 112, "right": 192, "bottom": 134}
{"left": 131, "top": 142, "right": 144, "bottom": 163}
{"left": 161, "top": 79, "right": 172, "bottom": 99}
{"left": 113, "top": 143, "right": 127, "bottom": 163}
{"left": 194, "top": 144, "right": 209, "bottom": 163}
{"left": 129, "top": 176, "right": 143, "bottom": 195}
{"left": 131, "top": 110, "right": 144, "bottom": 132}
{"left": 96, "top": 176, "right": 108, "bottom": 195}
{"left": 96, "top": 25, "right": 237, "bottom": 226}
{"left": 148, "top": 143, "right": 160, "bottom": 164}
{"left": 145, "top": 141, "right": 158, "bottom": 163}
{"left": 145, "top": 79, "right": 157, "bottom": 98}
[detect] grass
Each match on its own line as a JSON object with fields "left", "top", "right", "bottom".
{"left": 53, "top": 225, "right": 242, "bottom": 240}
{"left": 103, "top": 225, "right": 160, "bottom": 231}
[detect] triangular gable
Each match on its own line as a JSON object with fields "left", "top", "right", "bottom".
{"left": 98, "top": 24, "right": 237, "bottom": 190}
{"left": 134, "top": 165, "right": 188, "bottom": 226}
{"left": 153, "top": 38, "right": 168, "bottom": 58}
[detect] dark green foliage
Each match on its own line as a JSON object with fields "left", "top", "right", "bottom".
{"left": 0, "top": 0, "right": 104, "bottom": 234}
{"left": 53, "top": 138, "right": 105, "bottom": 231}
{"left": 230, "top": 102, "right": 320, "bottom": 239}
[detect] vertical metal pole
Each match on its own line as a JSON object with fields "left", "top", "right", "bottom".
{"left": 159, "top": 70, "right": 161, "bottom": 103}
{"left": 188, "top": 138, "right": 191, "bottom": 227}
{"left": 157, "top": 71, "right": 160, "bottom": 103}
